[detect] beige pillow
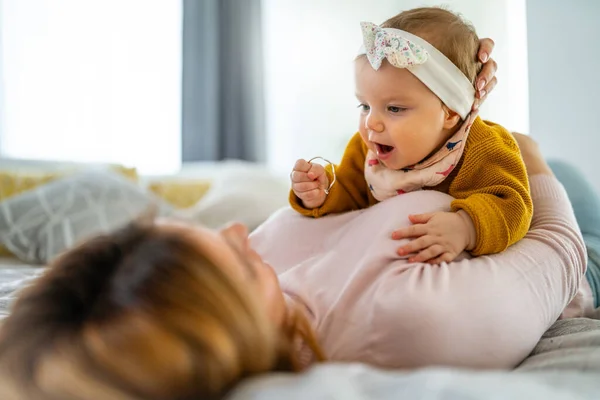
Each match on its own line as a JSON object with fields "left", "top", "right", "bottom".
{"left": 147, "top": 180, "right": 212, "bottom": 209}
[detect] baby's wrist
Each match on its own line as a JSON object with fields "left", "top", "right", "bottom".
{"left": 456, "top": 210, "right": 477, "bottom": 251}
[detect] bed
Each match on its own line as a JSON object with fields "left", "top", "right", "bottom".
{"left": 0, "top": 159, "right": 597, "bottom": 399}
{"left": 0, "top": 261, "right": 598, "bottom": 399}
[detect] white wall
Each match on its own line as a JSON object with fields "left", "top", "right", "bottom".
{"left": 527, "top": 0, "right": 600, "bottom": 188}
{"left": 1, "top": 0, "right": 182, "bottom": 174}
{"left": 262, "top": 0, "right": 529, "bottom": 173}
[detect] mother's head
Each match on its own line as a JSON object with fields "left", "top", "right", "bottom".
{"left": 0, "top": 219, "right": 322, "bottom": 400}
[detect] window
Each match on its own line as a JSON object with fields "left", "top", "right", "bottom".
{"left": 0, "top": 0, "right": 182, "bottom": 174}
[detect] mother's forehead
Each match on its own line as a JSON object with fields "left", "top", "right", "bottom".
{"left": 153, "top": 219, "right": 220, "bottom": 245}
{"left": 155, "top": 220, "right": 251, "bottom": 254}
{"left": 155, "top": 218, "right": 211, "bottom": 231}
{"left": 152, "top": 220, "right": 246, "bottom": 273}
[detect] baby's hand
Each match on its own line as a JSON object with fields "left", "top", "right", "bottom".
{"left": 392, "top": 211, "right": 476, "bottom": 264}
{"left": 290, "top": 159, "right": 329, "bottom": 209}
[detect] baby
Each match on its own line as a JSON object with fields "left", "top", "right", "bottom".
{"left": 289, "top": 7, "right": 532, "bottom": 263}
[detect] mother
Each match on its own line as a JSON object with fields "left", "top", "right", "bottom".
{"left": 0, "top": 138, "right": 591, "bottom": 400}
{"left": 0, "top": 55, "right": 593, "bottom": 400}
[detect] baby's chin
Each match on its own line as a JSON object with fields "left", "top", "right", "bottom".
{"left": 371, "top": 144, "right": 418, "bottom": 171}
{"left": 380, "top": 157, "right": 412, "bottom": 171}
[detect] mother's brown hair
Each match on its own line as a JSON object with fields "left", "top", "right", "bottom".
{"left": 0, "top": 220, "right": 322, "bottom": 400}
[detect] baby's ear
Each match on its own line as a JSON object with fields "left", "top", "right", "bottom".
{"left": 442, "top": 106, "right": 462, "bottom": 130}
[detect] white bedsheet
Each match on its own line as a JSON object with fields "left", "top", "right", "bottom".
{"left": 0, "top": 256, "right": 36, "bottom": 270}
{"left": 228, "top": 363, "right": 599, "bottom": 400}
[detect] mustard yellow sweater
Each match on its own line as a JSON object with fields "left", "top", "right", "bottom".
{"left": 289, "top": 117, "right": 533, "bottom": 256}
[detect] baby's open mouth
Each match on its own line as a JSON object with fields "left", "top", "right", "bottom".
{"left": 375, "top": 142, "right": 395, "bottom": 155}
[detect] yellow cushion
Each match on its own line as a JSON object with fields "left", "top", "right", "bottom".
{"left": 111, "top": 165, "right": 138, "bottom": 182}
{"left": 0, "top": 166, "right": 138, "bottom": 198}
{"left": 0, "top": 165, "right": 138, "bottom": 257}
{"left": 148, "top": 180, "right": 211, "bottom": 209}
{"left": 0, "top": 171, "right": 57, "bottom": 199}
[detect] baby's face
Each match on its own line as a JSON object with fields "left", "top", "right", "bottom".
{"left": 355, "top": 57, "right": 454, "bottom": 170}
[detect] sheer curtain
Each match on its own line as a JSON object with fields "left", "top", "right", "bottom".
{"left": 0, "top": 0, "right": 182, "bottom": 174}
{"left": 262, "top": 0, "right": 529, "bottom": 172}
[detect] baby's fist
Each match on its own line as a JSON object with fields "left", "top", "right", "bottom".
{"left": 290, "top": 159, "right": 329, "bottom": 209}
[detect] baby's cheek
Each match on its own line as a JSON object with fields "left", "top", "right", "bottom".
{"left": 357, "top": 125, "right": 369, "bottom": 140}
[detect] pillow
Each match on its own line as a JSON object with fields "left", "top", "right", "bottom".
{"left": 174, "top": 164, "right": 289, "bottom": 231}
{"left": 0, "top": 165, "right": 138, "bottom": 257}
{"left": 147, "top": 179, "right": 212, "bottom": 209}
{"left": 0, "top": 171, "right": 58, "bottom": 199}
{"left": 0, "top": 166, "right": 138, "bottom": 197}
{"left": 0, "top": 170, "right": 171, "bottom": 265}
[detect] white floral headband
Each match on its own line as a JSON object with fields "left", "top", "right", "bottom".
{"left": 358, "top": 22, "right": 475, "bottom": 119}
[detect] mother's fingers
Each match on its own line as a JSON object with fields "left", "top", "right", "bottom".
{"left": 478, "top": 38, "right": 495, "bottom": 63}
{"left": 473, "top": 76, "right": 498, "bottom": 111}
{"left": 473, "top": 76, "right": 497, "bottom": 111}
{"left": 477, "top": 59, "right": 497, "bottom": 92}
{"left": 481, "top": 76, "right": 497, "bottom": 98}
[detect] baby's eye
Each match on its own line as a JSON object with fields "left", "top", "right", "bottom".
{"left": 357, "top": 104, "right": 370, "bottom": 112}
{"left": 388, "top": 106, "right": 406, "bottom": 113}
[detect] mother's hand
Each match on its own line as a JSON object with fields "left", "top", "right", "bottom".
{"left": 473, "top": 38, "right": 498, "bottom": 111}
{"left": 512, "top": 132, "right": 554, "bottom": 176}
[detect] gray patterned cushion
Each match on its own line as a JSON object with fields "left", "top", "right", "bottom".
{"left": 0, "top": 170, "right": 172, "bottom": 264}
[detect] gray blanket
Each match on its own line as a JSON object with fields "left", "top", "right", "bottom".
{"left": 518, "top": 318, "right": 600, "bottom": 371}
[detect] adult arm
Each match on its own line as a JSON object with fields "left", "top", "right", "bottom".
{"left": 369, "top": 142, "right": 586, "bottom": 369}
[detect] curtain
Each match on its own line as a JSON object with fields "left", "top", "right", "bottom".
{"left": 182, "top": 0, "right": 265, "bottom": 163}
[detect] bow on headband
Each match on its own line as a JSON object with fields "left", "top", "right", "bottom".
{"left": 360, "top": 21, "right": 429, "bottom": 70}
{"left": 357, "top": 21, "right": 476, "bottom": 119}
